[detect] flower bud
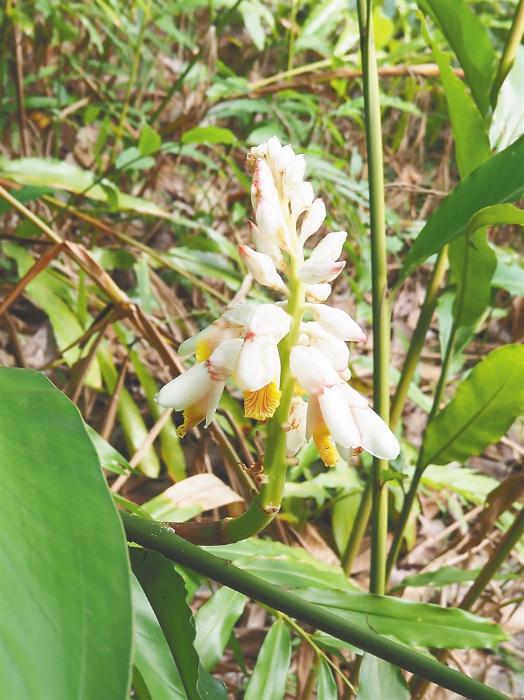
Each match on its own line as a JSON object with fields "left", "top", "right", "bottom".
{"left": 239, "top": 245, "right": 287, "bottom": 293}
{"left": 300, "top": 198, "right": 326, "bottom": 242}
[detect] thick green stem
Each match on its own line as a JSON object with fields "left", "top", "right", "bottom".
{"left": 490, "top": 0, "right": 524, "bottom": 105}
{"left": 122, "top": 512, "right": 505, "bottom": 700}
{"left": 390, "top": 246, "right": 449, "bottom": 430}
{"left": 410, "top": 508, "right": 524, "bottom": 699}
{"left": 357, "top": 0, "right": 390, "bottom": 595}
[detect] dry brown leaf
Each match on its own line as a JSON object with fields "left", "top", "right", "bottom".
{"left": 158, "top": 473, "right": 243, "bottom": 512}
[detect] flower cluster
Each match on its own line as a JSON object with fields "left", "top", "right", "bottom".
{"left": 157, "top": 137, "right": 399, "bottom": 466}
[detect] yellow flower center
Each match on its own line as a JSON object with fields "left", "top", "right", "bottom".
{"left": 243, "top": 381, "right": 281, "bottom": 421}
{"left": 177, "top": 404, "right": 206, "bottom": 437}
{"left": 195, "top": 339, "right": 213, "bottom": 362}
{"left": 312, "top": 423, "right": 338, "bottom": 467}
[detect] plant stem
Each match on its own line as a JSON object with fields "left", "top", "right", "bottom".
{"left": 390, "top": 246, "right": 449, "bottom": 430}
{"left": 410, "top": 508, "right": 524, "bottom": 699}
{"left": 342, "top": 480, "right": 372, "bottom": 575}
{"left": 490, "top": 0, "right": 524, "bottom": 105}
{"left": 357, "top": 0, "right": 390, "bottom": 595}
{"left": 386, "top": 317, "right": 457, "bottom": 578}
{"left": 121, "top": 512, "right": 505, "bottom": 700}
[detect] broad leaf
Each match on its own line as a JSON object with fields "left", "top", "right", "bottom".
{"left": 181, "top": 126, "right": 237, "bottom": 145}
{"left": 316, "top": 659, "right": 338, "bottom": 700}
{"left": 401, "top": 135, "right": 524, "bottom": 278}
{"left": 244, "top": 620, "right": 291, "bottom": 700}
{"left": 0, "top": 369, "right": 132, "bottom": 698}
{"left": 419, "top": 0, "right": 495, "bottom": 115}
{"left": 131, "top": 549, "right": 225, "bottom": 700}
{"left": 421, "top": 344, "right": 524, "bottom": 467}
{"left": 194, "top": 587, "right": 247, "bottom": 671}
{"left": 394, "top": 566, "right": 518, "bottom": 592}
{"left": 131, "top": 574, "right": 186, "bottom": 700}
{"left": 357, "top": 655, "right": 409, "bottom": 700}
{"left": 296, "top": 589, "right": 507, "bottom": 648}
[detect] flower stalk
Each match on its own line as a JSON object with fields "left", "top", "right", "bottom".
{"left": 356, "top": 0, "right": 391, "bottom": 595}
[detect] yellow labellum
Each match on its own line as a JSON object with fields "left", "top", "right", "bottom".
{"left": 312, "top": 424, "right": 338, "bottom": 467}
{"left": 177, "top": 404, "right": 206, "bottom": 437}
{"left": 195, "top": 339, "right": 213, "bottom": 362}
{"left": 244, "top": 381, "right": 281, "bottom": 420}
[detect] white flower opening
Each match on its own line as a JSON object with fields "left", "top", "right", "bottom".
{"left": 157, "top": 136, "right": 400, "bottom": 465}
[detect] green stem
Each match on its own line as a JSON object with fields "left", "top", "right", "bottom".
{"left": 410, "top": 508, "right": 524, "bottom": 699}
{"left": 490, "top": 0, "right": 524, "bottom": 105}
{"left": 342, "top": 479, "right": 372, "bottom": 575}
{"left": 390, "top": 246, "right": 449, "bottom": 430}
{"left": 386, "top": 320, "right": 456, "bottom": 578}
{"left": 357, "top": 0, "right": 390, "bottom": 595}
{"left": 121, "top": 512, "right": 505, "bottom": 700}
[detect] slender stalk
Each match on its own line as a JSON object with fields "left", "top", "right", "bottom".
{"left": 410, "top": 508, "right": 524, "bottom": 699}
{"left": 342, "top": 480, "right": 372, "bottom": 575}
{"left": 121, "top": 512, "right": 505, "bottom": 700}
{"left": 357, "top": 0, "right": 390, "bottom": 595}
{"left": 386, "top": 318, "right": 457, "bottom": 578}
{"left": 390, "top": 246, "right": 449, "bottom": 430}
{"left": 490, "top": 0, "right": 524, "bottom": 105}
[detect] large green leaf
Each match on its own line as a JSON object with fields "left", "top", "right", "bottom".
{"left": 400, "top": 135, "right": 524, "bottom": 279}
{"left": 0, "top": 368, "right": 132, "bottom": 698}
{"left": 296, "top": 589, "right": 507, "bottom": 648}
{"left": 419, "top": 0, "right": 495, "bottom": 116}
{"left": 421, "top": 344, "right": 524, "bottom": 467}
{"left": 244, "top": 620, "right": 291, "bottom": 700}
{"left": 356, "top": 655, "right": 409, "bottom": 700}
{"left": 131, "top": 549, "right": 225, "bottom": 700}
{"left": 194, "top": 587, "right": 247, "bottom": 671}
{"left": 316, "top": 659, "right": 338, "bottom": 700}
{"left": 131, "top": 574, "right": 186, "bottom": 700}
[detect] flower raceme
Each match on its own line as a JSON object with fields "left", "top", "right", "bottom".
{"left": 157, "top": 136, "right": 400, "bottom": 466}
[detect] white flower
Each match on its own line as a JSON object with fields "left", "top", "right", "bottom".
{"left": 249, "top": 221, "right": 283, "bottom": 267}
{"left": 311, "top": 304, "right": 366, "bottom": 343}
{"left": 239, "top": 245, "right": 287, "bottom": 293}
{"left": 290, "top": 345, "right": 399, "bottom": 465}
{"left": 285, "top": 396, "right": 308, "bottom": 456}
{"left": 251, "top": 159, "right": 287, "bottom": 249}
{"left": 299, "top": 321, "right": 350, "bottom": 376}
{"left": 299, "top": 230, "right": 347, "bottom": 284}
{"left": 309, "top": 230, "right": 347, "bottom": 262}
{"left": 290, "top": 182, "right": 314, "bottom": 217}
{"left": 305, "top": 283, "right": 332, "bottom": 303}
{"left": 178, "top": 317, "right": 244, "bottom": 361}
{"left": 157, "top": 338, "right": 243, "bottom": 435}
{"left": 300, "top": 198, "right": 326, "bottom": 242}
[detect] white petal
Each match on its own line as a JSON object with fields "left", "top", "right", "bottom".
{"left": 283, "top": 154, "right": 307, "bottom": 190}
{"left": 351, "top": 406, "right": 400, "bottom": 459}
{"left": 178, "top": 326, "right": 210, "bottom": 357}
{"left": 309, "top": 230, "right": 347, "bottom": 262}
{"left": 235, "top": 335, "right": 280, "bottom": 391}
{"left": 290, "top": 181, "right": 314, "bottom": 217}
{"left": 300, "top": 198, "right": 326, "bottom": 242}
{"left": 248, "top": 304, "right": 291, "bottom": 340}
{"left": 289, "top": 345, "right": 340, "bottom": 394}
{"left": 311, "top": 304, "right": 366, "bottom": 342}
{"left": 319, "top": 386, "right": 360, "bottom": 448}
{"left": 299, "top": 259, "right": 345, "bottom": 284}
{"left": 250, "top": 221, "right": 283, "bottom": 266}
{"left": 222, "top": 303, "right": 257, "bottom": 328}
{"left": 204, "top": 380, "right": 226, "bottom": 427}
{"left": 252, "top": 158, "right": 278, "bottom": 204}
{"left": 285, "top": 396, "right": 308, "bottom": 456}
{"left": 305, "top": 283, "right": 331, "bottom": 302}
{"left": 255, "top": 197, "right": 285, "bottom": 246}
{"left": 156, "top": 363, "right": 211, "bottom": 409}
{"left": 339, "top": 383, "right": 368, "bottom": 408}
{"left": 239, "top": 245, "right": 287, "bottom": 292}
{"left": 306, "top": 329, "right": 350, "bottom": 374}
{"left": 207, "top": 338, "right": 244, "bottom": 381}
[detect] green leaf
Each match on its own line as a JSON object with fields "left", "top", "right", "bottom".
{"left": 422, "top": 464, "right": 498, "bottom": 505}
{"left": 316, "top": 659, "right": 338, "bottom": 700}
{"left": 131, "top": 574, "right": 186, "bottom": 700}
{"left": 244, "top": 620, "right": 292, "bottom": 700}
{"left": 401, "top": 135, "right": 524, "bottom": 278}
{"left": 419, "top": 0, "right": 495, "bottom": 116}
{"left": 194, "top": 587, "right": 247, "bottom": 671}
{"left": 357, "top": 655, "right": 409, "bottom": 700}
{"left": 421, "top": 16, "right": 490, "bottom": 178}
{"left": 0, "top": 368, "right": 132, "bottom": 698}
{"left": 181, "top": 126, "right": 237, "bottom": 146}
{"left": 462, "top": 203, "right": 524, "bottom": 234}
{"left": 296, "top": 589, "right": 507, "bottom": 648}
{"left": 421, "top": 344, "right": 524, "bottom": 467}
{"left": 85, "top": 423, "right": 134, "bottom": 475}
{"left": 394, "top": 566, "right": 518, "bottom": 591}
{"left": 131, "top": 549, "right": 225, "bottom": 700}
{"left": 139, "top": 124, "right": 162, "bottom": 156}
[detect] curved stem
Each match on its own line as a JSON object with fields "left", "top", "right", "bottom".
{"left": 121, "top": 512, "right": 505, "bottom": 700}
{"left": 490, "top": 0, "right": 524, "bottom": 105}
